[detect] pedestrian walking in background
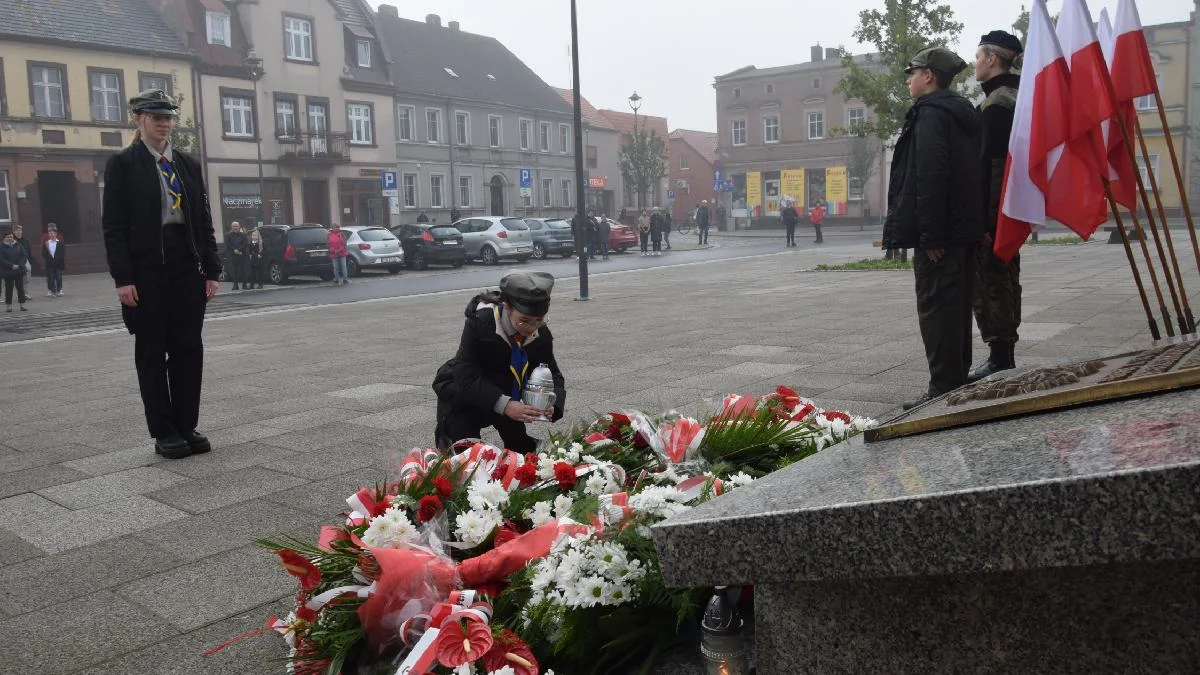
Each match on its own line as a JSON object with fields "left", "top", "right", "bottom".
{"left": 12, "top": 224, "right": 32, "bottom": 302}
{"left": 101, "top": 89, "right": 222, "bottom": 459}
{"left": 882, "top": 48, "right": 983, "bottom": 411}
{"left": 328, "top": 225, "right": 349, "bottom": 285}
{"left": 650, "top": 207, "right": 664, "bottom": 255}
{"left": 587, "top": 211, "right": 600, "bottom": 260}
{"left": 695, "top": 200, "right": 711, "bottom": 245}
{"left": 781, "top": 198, "right": 799, "bottom": 247}
{"left": 968, "top": 30, "right": 1025, "bottom": 383}
{"left": 226, "top": 221, "right": 248, "bottom": 290}
{"left": 661, "top": 210, "right": 673, "bottom": 250}
{"left": 810, "top": 200, "right": 826, "bottom": 244}
{"left": 247, "top": 229, "right": 266, "bottom": 289}
{"left": 1, "top": 230, "right": 29, "bottom": 312}
{"left": 638, "top": 209, "right": 650, "bottom": 256}
{"left": 597, "top": 215, "right": 611, "bottom": 260}
{"left": 42, "top": 225, "right": 66, "bottom": 297}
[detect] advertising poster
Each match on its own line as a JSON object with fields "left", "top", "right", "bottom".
{"left": 746, "top": 171, "right": 762, "bottom": 216}
{"left": 826, "top": 166, "right": 849, "bottom": 216}
{"left": 781, "top": 169, "right": 805, "bottom": 206}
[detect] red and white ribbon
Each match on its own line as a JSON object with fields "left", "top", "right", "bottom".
{"left": 675, "top": 474, "right": 724, "bottom": 501}
{"left": 394, "top": 590, "right": 492, "bottom": 675}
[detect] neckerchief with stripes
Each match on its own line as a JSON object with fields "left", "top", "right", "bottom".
{"left": 158, "top": 156, "right": 183, "bottom": 210}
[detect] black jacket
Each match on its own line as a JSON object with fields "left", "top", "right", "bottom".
{"left": 432, "top": 293, "right": 565, "bottom": 421}
{"left": 695, "top": 205, "right": 711, "bottom": 227}
{"left": 248, "top": 240, "right": 266, "bottom": 267}
{"left": 649, "top": 214, "right": 663, "bottom": 241}
{"left": 0, "top": 241, "right": 27, "bottom": 278}
{"left": 883, "top": 89, "right": 984, "bottom": 250}
{"left": 227, "top": 231, "right": 249, "bottom": 258}
{"left": 979, "top": 73, "right": 1020, "bottom": 235}
{"left": 102, "top": 142, "right": 221, "bottom": 287}
{"left": 42, "top": 239, "right": 66, "bottom": 271}
{"left": 781, "top": 206, "right": 799, "bottom": 227}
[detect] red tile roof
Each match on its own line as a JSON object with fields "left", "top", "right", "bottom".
{"left": 596, "top": 109, "right": 669, "bottom": 141}
{"left": 551, "top": 88, "right": 617, "bottom": 131}
{"left": 669, "top": 129, "right": 718, "bottom": 165}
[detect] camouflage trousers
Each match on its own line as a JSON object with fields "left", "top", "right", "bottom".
{"left": 973, "top": 245, "right": 1021, "bottom": 344}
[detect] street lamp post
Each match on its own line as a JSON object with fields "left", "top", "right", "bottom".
{"left": 570, "top": 0, "right": 589, "bottom": 301}
{"left": 245, "top": 52, "right": 266, "bottom": 228}
{"left": 628, "top": 91, "right": 642, "bottom": 210}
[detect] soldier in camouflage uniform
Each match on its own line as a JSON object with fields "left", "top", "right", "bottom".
{"left": 968, "top": 30, "right": 1024, "bottom": 383}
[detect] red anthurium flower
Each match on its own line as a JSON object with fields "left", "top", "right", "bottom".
{"left": 822, "top": 411, "right": 852, "bottom": 423}
{"left": 480, "top": 448, "right": 498, "bottom": 461}
{"left": 553, "top": 461, "right": 577, "bottom": 489}
{"left": 721, "top": 394, "right": 759, "bottom": 418}
{"left": 775, "top": 385, "right": 801, "bottom": 407}
{"left": 435, "top": 618, "right": 494, "bottom": 667}
{"left": 483, "top": 629, "right": 538, "bottom": 675}
{"left": 609, "top": 412, "right": 631, "bottom": 425}
{"left": 417, "top": 495, "right": 443, "bottom": 523}
{"left": 277, "top": 550, "right": 321, "bottom": 591}
{"left": 432, "top": 477, "right": 453, "bottom": 498}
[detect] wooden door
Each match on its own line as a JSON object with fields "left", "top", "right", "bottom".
{"left": 302, "top": 179, "right": 330, "bottom": 225}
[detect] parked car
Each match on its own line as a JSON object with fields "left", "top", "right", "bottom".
{"left": 338, "top": 225, "right": 404, "bottom": 277}
{"left": 390, "top": 223, "right": 466, "bottom": 270}
{"left": 606, "top": 219, "right": 638, "bottom": 253}
{"left": 523, "top": 218, "right": 575, "bottom": 259}
{"left": 252, "top": 224, "right": 338, "bottom": 284}
{"left": 451, "top": 216, "right": 534, "bottom": 265}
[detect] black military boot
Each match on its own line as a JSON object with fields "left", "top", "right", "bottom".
{"left": 968, "top": 341, "right": 1015, "bottom": 383}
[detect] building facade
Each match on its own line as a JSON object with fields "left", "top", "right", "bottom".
{"left": 668, "top": 129, "right": 717, "bottom": 222}
{"left": 553, "top": 88, "right": 621, "bottom": 218}
{"left": 0, "top": 0, "right": 197, "bottom": 272}
{"left": 714, "top": 46, "right": 884, "bottom": 223}
{"left": 1138, "top": 19, "right": 1189, "bottom": 212}
{"left": 376, "top": 8, "right": 577, "bottom": 223}
{"left": 597, "top": 108, "right": 670, "bottom": 215}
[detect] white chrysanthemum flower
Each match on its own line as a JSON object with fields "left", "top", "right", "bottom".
{"left": 596, "top": 541, "right": 628, "bottom": 567}
{"left": 727, "top": 472, "right": 755, "bottom": 488}
{"left": 487, "top": 667, "right": 516, "bottom": 675}
{"left": 574, "top": 575, "right": 607, "bottom": 608}
{"left": 530, "top": 564, "right": 556, "bottom": 592}
{"left": 852, "top": 416, "right": 878, "bottom": 431}
{"left": 454, "top": 509, "right": 502, "bottom": 547}
{"left": 453, "top": 665, "right": 475, "bottom": 675}
{"left": 583, "top": 473, "right": 612, "bottom": 496}
{"left": 361, "top": 506, "right": 418, "bottom": 548}
{"left": 555, "top": 548, "right": 586, "bottom": 586}
{"left": 524, "top": 500, "right": 554, "bottom": 527}
{"left": 566, "top": 442, "right": 584, "bottom": 463}
{"left": 607, "top": 583, "right": 632, "bottom": 605}
{"left": 467, "top": 480, "right": 509, "bottom": 511}
{"left": 629, "top": 485, "right": 691, "bottom": 519}
{"left": 537, "top": 456, "right": 557, "bottom": 481}
{"left": 553, "top": 494, "right": 574, "bottom": 518}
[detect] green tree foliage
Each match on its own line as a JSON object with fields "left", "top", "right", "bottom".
{"left": 618, "top": 130, "right": 667, "bottom": 208}
{"left": 169, "top": 93, "right": 200, "bottom": 155}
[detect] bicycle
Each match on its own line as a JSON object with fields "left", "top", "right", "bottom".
{"left": 676, "top": 217, "right": 693, "bottom": 235}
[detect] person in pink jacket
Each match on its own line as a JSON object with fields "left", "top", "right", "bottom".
{"left": 327, "top": 225, "right": 349, "bottom": 285}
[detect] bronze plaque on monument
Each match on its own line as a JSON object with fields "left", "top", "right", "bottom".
{"left": 866, "top": 340, "right": 1200, "bottom": 442}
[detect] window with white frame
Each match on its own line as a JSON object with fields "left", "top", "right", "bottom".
{"left": 356, "top": 39, "right": 372, "bottom": 68}
{"left": 455, "top": 111, "right": 470, "bottom": 145}
{"left": 459, "top": 175, "right": 472, "bottom": 208}
{"left": 348, "top": 103, "right": 372, "bottom": 144}
{"left": 763, "top": 115, "right": 780, "bottom": 144}
{"left": 731, "top": 119, "right": 746, "bottom": 146}
{"left": 0, "top": 171, "right": 10, "bottom": 222}
{"left": 807, "top": 111, "right": 825, "bottom": 139}
{"left": 284, "top": 16, "right": 314, "bottom": 62}
{"left": 222, "top": 94, "right": 254, "bottom": 137}
{"left": 90, "top": 71, "right": 122, "bottom": 122}
{"left": 427, "top": 108, "right": 442, "bottom": 143}
{"left": 206, "top": 11, "right": 231, "bottom": 47}
{"left": 140, "top": 74, "right": 171, "bottom": 94}
{"left": 1137, "top": 153, "right": 1160, "bottom": 185}
{"left": 430, "top": 174, "right": 445, "bottom": 208}
{"left": 1134, "top": 73, "right": 1161, "bottom": 110}
{"left": 539, "top": 122, "right": 551, "bottom": 152}
{"left": 30, "top": 65, "right": 65, "bottom": 119}
{"left": 679, "top": 154, "right": 689, "bottom": 170}
{"left": 489, "top": 115, "right": 503, "bottom": 147}
{"left": 559, "top": 124, "right": 570, "bottom": 153}
{"left": 402, "top": 173, "right": 417, "bottom": 208}
{"left": 560, "top": 178, "right": 572, "bottom": 207}
{"left": 397, "top": 106, "right": 414, "bottom": 141}
{"left": 541, "top": 178, "right": 553, "bottom": 207}
{"left": 519, "top": 118, "right": 532, "bottom": 150}
{"left": 276, "top": 99, "right": 297, "bottom": 137}
{"left": 847, "top": 106, "right": 866, "bottom": 129}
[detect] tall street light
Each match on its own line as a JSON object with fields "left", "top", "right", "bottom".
{"left": 245, "top": 51, "right": 266, "bottom": 228}
{"left": 570, "top": 0, "right": 589, "bottom": 301}
{"left": 628, "top": 91, "right": 642, "bottom": 210}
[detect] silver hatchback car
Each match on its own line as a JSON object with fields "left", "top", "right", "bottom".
{"left": 451, "top": 217, "right": 534, "bottom": 264}
{"left": 338, "top": 225, "right": 404, "bottom": 276}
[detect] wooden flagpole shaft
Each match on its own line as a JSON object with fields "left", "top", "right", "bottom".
{"left": 1105, "top": 190, "right": 1160, "bottom": 340}
{"left": 1154, "top": 90, "right": 1200, "bottom": 283}
{"left": 1135, "top": 118, "right": 1194, "bottom": 333}
{"left": 1124, "top": 203, "right": 1175, "bottom": 337}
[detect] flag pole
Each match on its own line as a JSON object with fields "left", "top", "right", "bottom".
{"left": 1105, "top": 186, "right": 1161, "bottom": 340}
{"left": 1121, "top": 200, "right": 1174, "bottom": 337}
{"left": 1134, "top": 117, "right": 1194, "bottom": 333}
{"left": 1153, "top": 90, "right": 1200, "bottom": 288}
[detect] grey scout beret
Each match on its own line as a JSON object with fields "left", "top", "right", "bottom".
{"left": 905, "top": 47, "right": 968, "bottom": 78}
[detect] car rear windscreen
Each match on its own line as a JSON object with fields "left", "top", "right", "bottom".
{"left": 289, "top": 228, "right": 331, "bottom": 246}
{"left": 545, "top": 219, "right": 571, "bottom": 229}
{"left": 501, "top": 218, "right": 530, "bottom": 231}
{"left": 430, "top": 227, "right": 460, "bottom": 238}
{"left": 357, "top": 228, "right": 396, "bottom": 242}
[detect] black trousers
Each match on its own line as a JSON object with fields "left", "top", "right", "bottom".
{"left": 639, "top": 232, "right": 649, "bottom": 253}
{"left": 698, "top": 225, "right": 709, "bottom": 244}
{"left": 131, "top": 242, "right": 207, "bottom": 439}
{"left": 435, "top": 398, "right": 538, "bottom": 453}
{"left": 230, "top": 255, "right": 248, "bottom": 284}
{"left": 3, "top": 276, "right": 26, "bottom": 305}
{"left": 813, "top": 224, "right": 824, "bottom": 243}
{"left": 914, "top": 246, "right": 976, "bottom": 396}
{"left": 249, "top": 263, "right": 265, "bottom": 287}
{"left": 785, "top": 223, "right": 796, "bottom": 245}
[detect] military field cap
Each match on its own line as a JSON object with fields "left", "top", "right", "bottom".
{"left": 980, "top": 30, "right": 1023, "bottom": 54}
{"left": 904, "top": 47, "right": 968, "bottom": 77}
{"left": 129, "top": 89, "right": 180, "bottom": 116}
{"left": 500, "top": 271, "right": 554, "bottom": 316}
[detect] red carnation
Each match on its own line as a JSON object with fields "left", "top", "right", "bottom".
{"left": 480, "top": 448, "right": 498, "bottom": 461}
{"left": 632, "top": 431, "right": 650, "bottom": 450}
{"left": 553, "top": 461, "right": 577, "bottom": 489}
{"left": 416, "top": 495, "right": 443, "bottom": 523}
{"left": 432, "top": 477, "right": 453, "bottom": 498}
{"left": 515, "top": 462, "right": 538, "bottom": 487}
{"left": 491, "top": 466, "right": 506, "bottom": 481}
{"left": 482, "top": 629, "right": 538, "bottom": 675}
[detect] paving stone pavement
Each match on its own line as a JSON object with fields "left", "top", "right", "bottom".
{"left": 0, "top": 236, "right": 1197, "bottom": 674}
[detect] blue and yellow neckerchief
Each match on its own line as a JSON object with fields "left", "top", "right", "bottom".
{"left": 157, "top": 156, "right": 183, "bottom": 210}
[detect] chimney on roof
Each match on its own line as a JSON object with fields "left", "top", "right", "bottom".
{"left": 378, "top": 4, "right": 398, "bottom": 18}
{"left": 825, "top": 47, "right": 839, "bottom": 60}
{"left": 449, "top": 21, "right": 460, "bottom": 32}
{"left": 811, "top": 45, "right": 823, "bottom": 62}
{"left": 426, "top": 13, "right": 442, "bottom": 27}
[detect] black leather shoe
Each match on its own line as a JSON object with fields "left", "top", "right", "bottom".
{"left": 902, "top": 392, "right": 936, "bottom": 411}
{"left": 155, "top": 435, "right": 192, "bottom": 459}
{"left": 181, "top": 430, "right": 211, "bottom": 454}
{"left": 967, "top": 360, "right": 1012, "bottom": 383}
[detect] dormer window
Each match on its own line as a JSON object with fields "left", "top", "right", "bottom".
{"left": 356, "top": 39, "right": 372, "bottom": 68}
{"left": 444, "top": 67, "right": 459, "bottom": 78}
{"left": 206, "top": 11, "right": 231, "bottom": 47}
{"left": 765, "top": 83, "right": 775, "bottom": 94}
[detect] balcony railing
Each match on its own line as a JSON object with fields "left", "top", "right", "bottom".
{"left": 277, "top": 131, "right": 352, "bottom": 163}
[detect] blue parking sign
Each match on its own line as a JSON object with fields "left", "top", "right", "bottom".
{"left": 381, "top": 170, "right": 398, "bottom": 190}
{"left": 519, "top": 168, "right": 533, "bottom": 189}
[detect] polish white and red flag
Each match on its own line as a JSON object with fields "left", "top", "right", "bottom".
{"left": 994, "top": 0, "right": 1107, "bottom": 261}
{"left": 1096, "top": 8, "right": 1139, "bottom": 208}
{"left": 1111, "top": 0, "right": 1160, "bottom": 104}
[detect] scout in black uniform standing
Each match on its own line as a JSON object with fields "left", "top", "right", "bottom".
{"left": 433, "top": 272, "right": 565, "bottom": 453}
{"left": 968, "top": 31, "right": 1024, "bottom": 382}
{"left": 882, "top": 48, "right": 983, "bottom": 410}
{"left": 102, "top": 90, "right": 222, "bottom": 459}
